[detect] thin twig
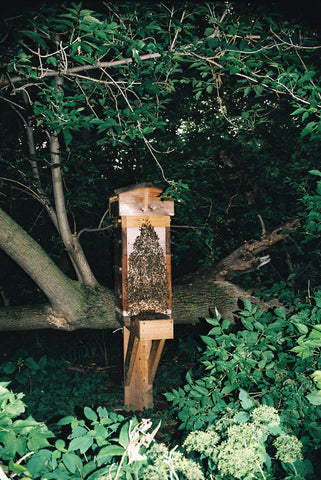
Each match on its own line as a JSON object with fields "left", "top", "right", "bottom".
{"left": 77, "top": 224, "right": 113, "bottom": 239}
{"left": 169, "top": 9, "right": 186, "bottom": 51}
{"left": 258, "top": 214, "right": 266, "bottom": 236}
{"left": 98, "top": 66, "right": 170, "bottom": 182}
{"left": 98, "top": 207, "right": 110, "bottom": 228}
{"left": 0, "top": 176, "right": 41, "bottom": 201}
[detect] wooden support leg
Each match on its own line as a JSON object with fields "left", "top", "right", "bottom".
{"left": 123, "top": 327, "right": 153, "bottom": 410}
{"left": 149, "top": 339, "right": 165, "bottom": 384}
{"left": 124, "top": 328, "right": 140, "bottom": 387}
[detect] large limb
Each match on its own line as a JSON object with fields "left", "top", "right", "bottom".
{"left": 0, "top": 207, "right": 253, "bottom": 329}
{"left": 213, "top": 218, "right": 300, "bottom": 280}
{"left": 0, "top": 206, "right": 85, "bottom": 319}
{"left": 49, "top": 132, "right": 98, "bottom": 286}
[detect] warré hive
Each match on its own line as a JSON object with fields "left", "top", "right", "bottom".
{"left": 109, "top": 183, "right": 174, "bottom": 409}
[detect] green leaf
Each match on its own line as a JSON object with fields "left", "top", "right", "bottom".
{"left": 27, "top": 432, "right": 50, "bottom": 451}
{"left": 243, "top": 86, "right": 251, "bottom": 97}
{"left": 63, "top": 130, "right": 73, "bottom": 146}
{"left": 55, "top": 439, "right": 66, "bottom": 451}
{"left": 274, "top": 307, "right": 286, "bottom": 319}
{"left": 301, "top": 121, "right": 316, "bottom": 137}
{"left": 69, "top": 435, "right": 93, "bottom": 453}
{"left": 83, "top": 15, "right": 103, "bottom": 24}
{"left": 205, "top": 318, "right": 220, "bottom": 326}
{"left": 309, "top": 170, "right": 321, "bottom": 177}
{"left": 20, "top": 30, "right": 47, "bottom": 48}
{"left": 27, "top": 450, "right": 51, "bottom": 476}
{"left": 186, "top": 370, "right": 193, "bottom": 384}
{"left": 239, "top": 389, "right": 253, "bottom": 410}
{"left": 221, "top": 319, "right": 231, "bottom": 329}
{"left": 201, "top": 335, "right": 217, "bottom": 347}
{"left": 68, "top": 425, "right": 87, "bottom": 438}
{"left": 97, "top": 444, "right": 125, "bottom": 459}
{"left": 3, "top": 362, "right": 16, "bottom": 374}
{"left": 311, "top": 370, "right": 321, "bottom": 388}
{"left": 118, "top": 422, "right": 129, "bottom": 448}
{"left": 57, "top": 416, "right": 74, "bottom": 426}
{"left": 94, "top": 423, "right": 108, "bottom": 440}
{"left": 291, "top": 107, "right": 306, "bottom": 116}
{"left": 62, "top": 453, "right": 82, "bottom": 473}
{"left": 25, "top": 357, "right": 39, "bottom": 371}
{"left": 208, "top": 327, "right": 222, "bottom": 335}
{"left": 235, "top": 411, "right": 250, "bottom": 423}
{"left": 240, "top": 317, "right": 254, "bottom": 331}
{"left": 164, "top": 392, "right": 176, "bottom": 402}
{"left": 8, "top": 461, "right": 29, "bottom": 477}
{"left": 243, "top": 299, "right": 252, "bottom": 311}
{"left": 204, "top": 28, "right": 214, "bottom": 36}
{"left": 306, "top": 390, "right": 321, "bottom": 405}
{"left": 84, "top": 406, "right": 98, "bottom": 422}
{"left": 294, "top": 323, "right": 309, "bottom": 334}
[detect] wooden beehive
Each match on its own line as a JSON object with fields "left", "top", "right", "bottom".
{"left": 109, "top": 183, "right": 175, "bottom": 410}
{"left": 110, "top": 183, "right": 174, "bottom": 328}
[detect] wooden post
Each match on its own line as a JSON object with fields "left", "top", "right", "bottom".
{"left": 110, "top": 183, "right": 174, "bottom": 410}
{"left": 123, "top": 327, "right": 153, "bottom": 410}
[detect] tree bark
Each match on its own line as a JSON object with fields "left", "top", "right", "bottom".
{"left": 0, "top": 281, "right": 260, "bottom": 331}
{"left": 21, "top": 90, "right": 59, "bottom": 231}
{"left": 49, "top": 132, "right": 98, "bottom": 286}
{"left": 213, "top": 218, "right": 300, "bottom": 280}
{"left": 0, "top": 207, "right": 85, "bottom": 318}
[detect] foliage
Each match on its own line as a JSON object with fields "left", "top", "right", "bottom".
{"left": 0, "top": 352, "right": 122, "bottom": 422}
{"left": 182, "top": 399, "right": 310, "bottom": 479}
{"left": 0, "top": 382, "right": 146, "bottom": 480}
{"left": 301, "top": 170, "right": 321, "bottom": 236}
{"left": 0, "top": 382, "right": 315, "bottom": 480}
{"left": 165, "top": 295, "right": 321, "bottom": 476}
{"left": 1, "top": 2, "right": 321, "bottom": 477}
{"left": 0, "top": 382, "right": 220, "bottom": 480}
{"left": 1, "top": 1, "right": 321, "bottom": 291}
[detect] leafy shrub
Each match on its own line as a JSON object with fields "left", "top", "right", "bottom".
{"left": 165, "top": 295, "right": 321, "bottom": 477}
{"left": 182, "top": 396, "right": 312, "bottom": 479}
{"left": 301, "top": 170, "right": 321, "bottom": 236}
{"left": 0, "top": 382, "right": 54, "bottom": 478}
{"left": 0, "top": 355, "right": 121, "bottom": 422}
{"left": 0, "top": 383, "right": 204, "bottom": 480}
{"left": 0, "top": 382, "right": 149, "bottom": 480}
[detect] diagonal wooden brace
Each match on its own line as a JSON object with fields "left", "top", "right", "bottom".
{"left": 124, "top": 330, "right": 140, "bottom": 387}
{"left": 148, "top": 339, "right": 165, "bottom": 384}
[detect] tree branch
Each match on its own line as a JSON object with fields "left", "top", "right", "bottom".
{"left": 214, "top": 218, "right": 300, "bottom": 280}
{"left": 0, "top": 54, "right": 162, "bottom": 88}
{"left": 49, "top": 132, "right": 98, "bottom": 285}
{"left": 20, "top": 91, "right": 59, "bottom": 230}
{"left": 0, "top": 206, "right": 85, "bottom": 316}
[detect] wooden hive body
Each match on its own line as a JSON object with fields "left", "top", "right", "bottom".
{"left": 110, "top": 183, "right": 174, "bottom": 327}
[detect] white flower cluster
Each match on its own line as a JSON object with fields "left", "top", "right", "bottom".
{"left": 274, "top": 435, "right": 303, "bottom": 464}
{"left": 251, "top": 405, "right": 280, "bottom": 428}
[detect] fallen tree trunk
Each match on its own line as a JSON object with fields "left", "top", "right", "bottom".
{"left": 0, "top": 280, "right": 270, "bottom": 331}
{"left": 0, "top": 207, "right": 299, "bottom": 331}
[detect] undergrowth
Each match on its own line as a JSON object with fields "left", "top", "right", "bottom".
{"left": 1, "top": 287, "right": 321, "bottom": 478}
